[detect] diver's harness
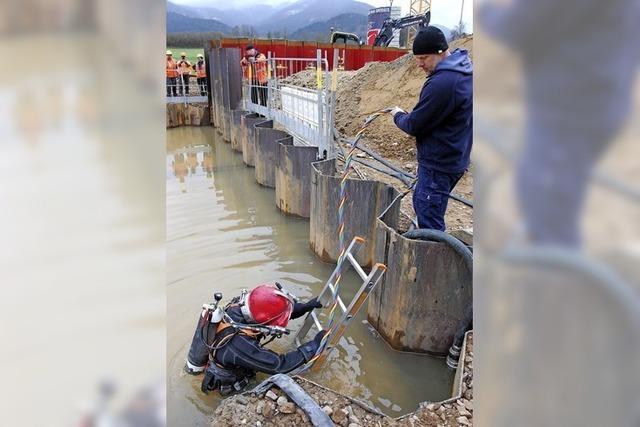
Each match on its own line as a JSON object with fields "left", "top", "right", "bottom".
{"left": 198, "top": 286, "right": 294, "bottom": 395}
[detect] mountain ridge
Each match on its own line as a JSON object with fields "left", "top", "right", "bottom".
{"left": 167, "top": 0, "right": 373, "bottom": 35}
{"left": 167, "top": 11, "right": 232, "bottom": 33}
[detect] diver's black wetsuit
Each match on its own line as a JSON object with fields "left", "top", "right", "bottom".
{"left": 201, "top": 299, "right": 324, "bottom": 394}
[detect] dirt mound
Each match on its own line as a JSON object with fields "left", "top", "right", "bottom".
{"left": 334, "top": 36, "right": 473, "bottom": 164}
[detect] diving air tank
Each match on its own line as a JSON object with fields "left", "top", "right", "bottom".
{"left": 185, "top": 292, "right": 224, "bottom": 375}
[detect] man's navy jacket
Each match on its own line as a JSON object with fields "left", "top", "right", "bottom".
{"left": 394, "top": 48, "right": 473, "bottom": 174}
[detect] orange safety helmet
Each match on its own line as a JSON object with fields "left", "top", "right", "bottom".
{"left": 241, "top": 284, "right": 294, "bottom": 327}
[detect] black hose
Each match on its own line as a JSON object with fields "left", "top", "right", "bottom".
{"left": 448, "top": 192, "right": 474, "bottom": 208}
{"left": 402, "top": 229, "right": 472, "bottom": 274}
{"left": 350, "top": 157, "right": 414, "bottom": 187}
{"left": 334, "top": 130, "right": 474, "bottom": 208}
{"left": 345, "top": 139, "right": 415, "bottom": 180}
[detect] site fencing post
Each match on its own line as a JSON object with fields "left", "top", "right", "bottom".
{"left": 266, "top": 51, "right": 273, "bottom": 119}
{"left": 329, "top": 48, "right": 340, "bottom": 156}
{"left": 180, "top": 74, "right": 186, "bottom": 106}
{"left": 316, "top": 49, "right": 325, "bottom": 159}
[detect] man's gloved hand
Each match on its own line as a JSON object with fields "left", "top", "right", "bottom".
{"left": 390, "top": 106, "right": 406, "bottom": 117}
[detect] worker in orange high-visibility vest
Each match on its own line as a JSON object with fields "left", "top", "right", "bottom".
{"left": 177, "top": 52, "right": 193, "bottom": 96}
{"left": 166, "top": 50, "right": 178, "bottom": 97}
{"left": 242, "top": 44, "right": 268, "bottom": 107}
{"left": 240, "top": 54, "right": 251, "bottom": 82}
{"left": 195, "top": 54, "right": 207, "bottom": 96}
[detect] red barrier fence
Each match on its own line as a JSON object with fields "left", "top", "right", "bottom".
{"left": 210, "top": 38, "right": 407, "bottom": 71}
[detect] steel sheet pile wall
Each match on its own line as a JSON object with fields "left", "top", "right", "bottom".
{"left": 208, "top": 47, "right": 243, "bottom": 141}
{"left": 218, "top": 48, "right": 230, "bottom": 138}
{"left": 255, "top": 124, "right": 294, "bottom": 188}
{"left": 275, "top": 143, "right": 317, "bottom": 218}
{"left": 240, "top": 113, "right": 269, "bottom": 167}
{"left": 367, "top": 209, "right": 472, "bottom": 355}
{"left": 208, "top": 47, "right": 221, "bottom": 129}
{"left": 226, "top": 48, "right": 243, "bottom": 138}
{"left": 231, "top": 110, "right": 249, "bottom": 150}
{"left": 309, "top": 159, "right": 400, "bottom": 267}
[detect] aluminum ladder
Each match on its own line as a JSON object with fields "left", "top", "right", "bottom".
{"left": 292, "top": 236, "right": 387, "bottom": 371}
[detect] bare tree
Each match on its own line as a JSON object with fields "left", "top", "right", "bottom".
{"left": 450, "top": 22, "right": 467, "bottom": 40}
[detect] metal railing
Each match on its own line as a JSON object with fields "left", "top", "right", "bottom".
{"left": 166, "top": 72, "right": 208, "bottom": 104}
{"left": 241, "top": 49, "right": 339, "bottom": 159}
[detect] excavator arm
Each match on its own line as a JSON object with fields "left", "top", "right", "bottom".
{"left": 373, "top": 11, "right": 431, "bottom": 47}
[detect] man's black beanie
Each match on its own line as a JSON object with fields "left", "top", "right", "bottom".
{"left": 412, "top": 26, "right": 449, "bottom": 55}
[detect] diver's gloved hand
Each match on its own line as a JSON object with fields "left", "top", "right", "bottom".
{"left": 298, "top": 330, "right": 328, "bottom": 361}
{"left": 308, "top": 297, "right": 323, "bottom": 309}
{"left": 313, "top": 329, "right": 328, "bottom": 345}
{"left": 291, "top": 297, "right": 323, "bottom": 319}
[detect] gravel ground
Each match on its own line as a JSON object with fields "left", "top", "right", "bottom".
{"left": 211, "top": 333, "right": 474, "bottom": 427}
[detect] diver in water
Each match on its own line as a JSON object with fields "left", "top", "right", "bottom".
{"left": 185, "top": 283, "right": 325, "bottom": 395}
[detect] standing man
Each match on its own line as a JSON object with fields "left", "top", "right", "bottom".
{"left": 177, "top": 52, "right": 192, "bottom": 96}
{"left": 241, "top": 45, "right": 268, "bottom": 106}
{"left": 390, "top": 27, "right": 472, "bottom": 231}
{"left": 195, "top": 53, "right": 207, "bottom": 96}
{"left": 166, "top": 50, "right": 178, "bottom": 97}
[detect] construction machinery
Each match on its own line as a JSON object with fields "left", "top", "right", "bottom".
{"left": 330, "top": 11, "right": 430, "bottom": 47}
{"left": 409, "top": 0, "right": 432, "bottom": 44}
{"left": 375, "top": 10, "right": 430, "bottom": 47}
{"left": 329, "top": 28, "right": 362, "bottom": 45}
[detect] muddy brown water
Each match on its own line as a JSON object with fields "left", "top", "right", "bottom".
{"left": 167, "top": 126, "right": 453, "bottom": 426}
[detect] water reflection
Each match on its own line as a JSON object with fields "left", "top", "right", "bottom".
{"left": 169, "top": 145, "right": 212, "bottom": 190}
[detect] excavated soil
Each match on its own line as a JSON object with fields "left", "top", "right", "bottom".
{"left": 210, "top": 333, "right": 474, "bottom": 427}
{"left": 282, "top": 37, "right": 474, "bottom": 231}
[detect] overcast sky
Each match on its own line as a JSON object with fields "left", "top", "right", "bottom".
{"left": 367, "top": 0, "right": 472, "bottom": 30}
{"left": 170, "top": 0, "right": 473, "bottom": 31}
